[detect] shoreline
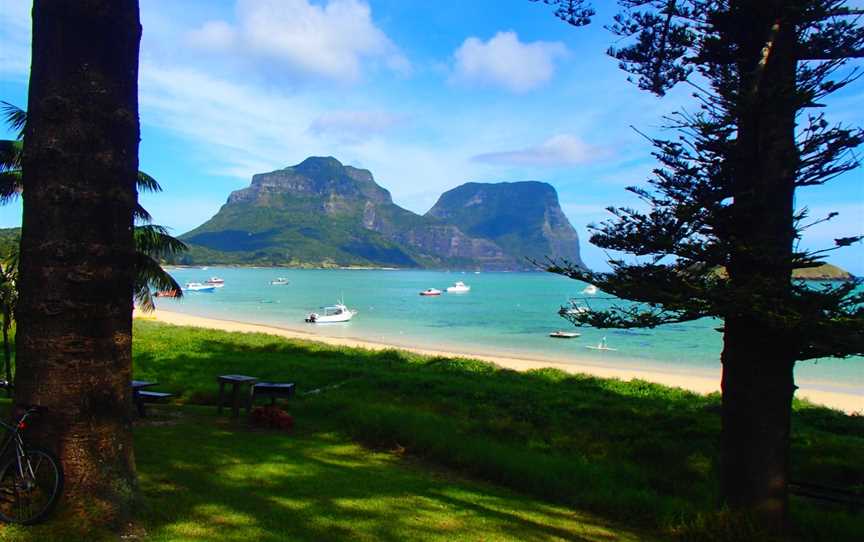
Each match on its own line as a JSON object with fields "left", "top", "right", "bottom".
{"left": 137, "top": 309, "right": 863, "bottom": 415}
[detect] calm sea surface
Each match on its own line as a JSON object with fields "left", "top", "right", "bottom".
{"left": 156, "top": 267, "right": 863, "bottom": 396}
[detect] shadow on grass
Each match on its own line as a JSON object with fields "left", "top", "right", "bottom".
{"left": 131, "top": 408, "right": 646, "bottom": 542}
{"left": 131, "top": 321, "right": 864, "bottom": 539}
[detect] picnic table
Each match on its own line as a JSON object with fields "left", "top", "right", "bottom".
{"left": 217, "top": 374, "right": 258, "bottom": 417}
{"left": 132, "top": 380, "right": 173, "bottom": 417}
{"left": 253, "top": 382, "right": 296, "bottom": 405}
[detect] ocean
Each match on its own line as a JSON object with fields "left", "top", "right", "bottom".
{"left": 157, "top": 267, "right": 863, "bottom": 398}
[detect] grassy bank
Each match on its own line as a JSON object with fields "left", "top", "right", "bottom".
{"left": 129, "top": 320, "right": 863, "bottom": 540}
{"left": 1, "top": 405, "right": 653, "bottom": 542}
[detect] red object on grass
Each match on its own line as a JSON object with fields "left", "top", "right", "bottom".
{"left": 250, "top": 405, "right": 294, "bottom": 431}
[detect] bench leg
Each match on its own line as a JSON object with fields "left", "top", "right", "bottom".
{"left": 134, "top": 391, "right": 145, "bottom": 418}
{"left": 246, "top": 384, "right": 255, "bottom": 413}
{"left": 231, "top": 383, "right": 240, "bottom": 418}
{"left": 218, "top": 381, "right": 225, "bottom": 415}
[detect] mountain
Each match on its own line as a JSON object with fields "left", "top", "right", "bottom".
{"left": 179, "top": 157, "right": 512, "bottom": 268}
{"left": 426, "top": 181, "right": 584, "bottom": 268}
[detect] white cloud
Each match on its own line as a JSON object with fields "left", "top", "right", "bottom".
{"left": 187, "top": 20, "right": 236, "bottom": 50}
{"left": 472, "top": 134, "right": 608, "bottom": 167}
{"left": 186, "top": 0, "right": 410, "bottom": 82}
{"left": 308, "top": 110, "right": 404, "bottom": 142}
{"left": 451, "top": 31, "right": 566, "bottom": 93}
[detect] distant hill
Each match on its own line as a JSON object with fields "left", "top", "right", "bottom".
{"left": 177, "top": 157, "right": 584, "bottom": 269}
{"left": 712, "top": 263, "right": 856, "bottom": 281}
{"left": 791, "top": 263, "right": 856, "bottom": 281}
{"left": 0, "top": 228, "right": 20, "bottom": 258}
{"left": 426, "top": 181, "right": 584, "bottom": 268}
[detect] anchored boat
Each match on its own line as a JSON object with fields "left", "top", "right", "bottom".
{"left": 183, "top": 282, "right": 216, "bottom": 292}
{"left": 446, "top": 281, "right": 470, "bottom": 293}
{"left": 549, "top": 331, "right": 580, "bottom": 339}
{"left": 305, "top": 302, "right": 358, "bottom": 323}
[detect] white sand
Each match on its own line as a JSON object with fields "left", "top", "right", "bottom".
{"left": 136, "top": 309, "right": 863, "bottom": 415}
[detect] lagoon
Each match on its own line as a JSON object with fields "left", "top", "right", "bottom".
{"left": 157, "top": 267, "right": 863, "bottom": 402}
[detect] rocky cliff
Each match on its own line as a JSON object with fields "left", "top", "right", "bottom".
{"left": 426, "top": 181, "right": 585, "bottom": 268}
{"left": 178, "top": 157, "right": 583, "bottom": 269}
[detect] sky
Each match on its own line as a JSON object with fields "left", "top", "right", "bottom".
{"left": 0, "top": 0, "right": 862, "bottom": 273}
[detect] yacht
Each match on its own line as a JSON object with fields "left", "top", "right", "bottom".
{"left": 205, "top": 277, "right": 225, "bottom": 288}
{"left": 270, "top": 278, "right": 289, "bottom": 285}
{"left": 183, "top": 282, "right": 216, "bottom": 292}
{"left": 562, "top": 299, "right": 588, "bottom": 315}
{"left": 420, "top": 288, "right": 442, "bottom": 296}
{"left": 585, "top": 337, "right": 617, "bottom": 351}
{"left": 446, "top": 281, "right": 471, "bottom": 293}
{"left": 305, "top": 302, "right": 358, "bottom": 323}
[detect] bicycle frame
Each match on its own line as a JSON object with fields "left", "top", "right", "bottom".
{"left": 0, "top": 410, "right": 37, "bottom": 479}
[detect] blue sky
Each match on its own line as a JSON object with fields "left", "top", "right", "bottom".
{"left": 1, "top": 0, "right": 862, "bottom": 273}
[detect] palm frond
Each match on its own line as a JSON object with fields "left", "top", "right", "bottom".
{"left": 0, "top": 102, "right": 26, "bottom": 139}
{"left": 134, "top": 252, "right": 183, "bottom": 312}
{"left": 0, "top": 171, "right": 22, "bottom": 205}
{"left": 137, "top": 170, "right": 162, "bottom": 193}
{"left": 134, "top": 202, "right": 153, "bottom": 223}
{"left": 0, "top": 140, "right": 22, "bottom": 170}
{"left": 134, "top": 224, "right": 188, "bottom": 257}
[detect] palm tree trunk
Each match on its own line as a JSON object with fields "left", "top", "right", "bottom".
{"left": 721, "top": 0, "right": 799, "bottom": 529}
{"left": 2, "top": 314, "right": 11, "bottom": 397}
{"left": 14, "top": 0, "right": 141, "bottom": 523}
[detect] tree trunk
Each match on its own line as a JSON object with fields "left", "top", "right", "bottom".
{"left": 721, "top": 0, "right": 800, "bottom": 529}
{"left": 2, "top": 314, "right": 11, "bottom": 396}
{"left": 15, "top": 0, "right": 141, "bottom": 524}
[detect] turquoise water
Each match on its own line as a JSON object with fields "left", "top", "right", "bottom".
{"left": 157, "top": 267, "right": 863, "bottom": 396}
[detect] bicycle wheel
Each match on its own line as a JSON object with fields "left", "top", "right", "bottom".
{"left": 0, "top": 447, "right": 63, "bottom": 524}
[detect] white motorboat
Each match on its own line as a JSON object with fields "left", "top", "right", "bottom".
{"left": 205, "top": 277, "right": 225, "bottom": 288}
{"left": 562, "top": 299, "right": 588, "bottom": 315}
{"left": 446, "top": 281, "right": 471, "bottom": 293}
{"left": 585, "top": 337, "right": 617, "bottom": 351}
{"left": 420, "top": 288, "right": 442, "bottom": 296}
{"left": 549, "top": 331, "right": 580, "bottom": 339}
{"left": 270, "top": 278, "right": 289, "bottom": 285}
{"left": 183, "top": 282, "right": 216, "bottom": 292}
{"left": 582, "top": 284, "right": 598, "bottom": 295}
{"left": 305, "top": 302, "right": 357, "bottom": 323}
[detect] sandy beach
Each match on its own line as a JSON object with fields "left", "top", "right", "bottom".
{"left": 138, "top": 309, "right": 863, "bottom": 415}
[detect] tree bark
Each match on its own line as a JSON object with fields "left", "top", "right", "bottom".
{"left": 721, "top": 0, "right": 800, "bottom": 528}
{"left": 2, "top": 314, "right": 11, "bottom": 396}
{"left": 15, "top": 0, "right": 141, "bottom": 524}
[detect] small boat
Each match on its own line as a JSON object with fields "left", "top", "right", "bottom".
{"left": 305, "top": 302, "right": 358, "bottom": 323}
{"left": 585, "top": 337, "right": 617, "bottom": 351}
{"left": 582, "top": 284, "right": 598, "bottom": 295}
{"left": 270, "top": 278, "right": 289, "bottom": 285}
{"left": 182, "top": 282, "right": 216, "bottom": 292}
{"left": 205, "top": 277, "right": 225, "bottom": 288}
{"left": 420, "top": 288, "right": 442, "bottom": 296}
{"left": 446, "top": 281, "right": 471, "bottom": 293}
{"left": 549, "top": 331, "right": 580, "bottom": 339}
{"left": 562, "top": 299, "right": 588, "bottom": 315}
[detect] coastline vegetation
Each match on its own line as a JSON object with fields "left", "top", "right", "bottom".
{"left": 121, "top": 320, "right": 861, "bottom": 540}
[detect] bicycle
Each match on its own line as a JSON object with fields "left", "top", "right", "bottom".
{"left": 0, "top": 406, "right": 63, "bottom": 524}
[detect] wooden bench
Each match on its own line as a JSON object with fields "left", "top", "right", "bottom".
{"left": 135, "top": 390, "right": 174, "bottom": 417}
{"left": 252, "top": 382, "right": 295, "bottom": 405}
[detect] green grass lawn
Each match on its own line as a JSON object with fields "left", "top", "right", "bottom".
{"left": 1, "top": 319, "right": 861, "bottom": 541}
{"left": 0, "top": 406, "right": 653, "bottom": 542}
